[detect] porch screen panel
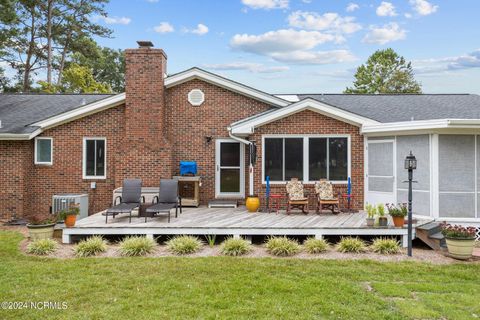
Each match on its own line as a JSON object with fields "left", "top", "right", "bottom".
{"left": 368, "top": 178, "right": 394, "bottom": 192}
{"left": 368, "top": 142, "right": 393, "bottom": 176}
{"left": 396, "top": 135, "right": 430, "bottom": 190}
{"left": 397, "top": 190, "right": 430, "bottom": 216}
{"left": 264, "top": 138, "right": 283, "bottom": 181}
{"left": 439, "top": 135, "right": 475, "bottom": 218}
{"left": 284, "top": 138, "right": 303, "bottom": 180}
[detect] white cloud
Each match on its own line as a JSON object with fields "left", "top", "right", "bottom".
{"left": 146, "top": 0, "right": 159, "bottom": 2}
{"left": 287, "top": 11, "right": 361, "bottom": 35}
{"left": 409, "top": 0, "right": 438, "bottom": 16}
{"left": 414, "top": 49, "right": 480, "bottom": 74}
{"left": 346, "top": 3, "right": 359, "bottom": 12}
{"left": 404, "top": 13, "right": 413, "bottom": 18}
{"left": 302, "top": 0, "right": 312, "bottom": 3}
{"left": 153, "top": 22, "right": 174, "bottom": 33}
{"left": 362, "top": 23, "right": 406, "bottom": 44}
{"left": 241, "top": 0, "right": 288, "bottom": 10}
{"left": 269, "top": 50, "right": 356, "bottom": 64}
{"left": 376, "top": 1, "right": 397, "bottom": 17}
{"left": 230, "top": 29, "right": 355, "bottom": 65}
{"left": 203, "top": 62, "right": 289, "bottom": 73}
{"left": 94, "top": 15, "right": 131, "bottom": 25}
{"left": 186, "top": 23, "right": 209, "bottom": 35}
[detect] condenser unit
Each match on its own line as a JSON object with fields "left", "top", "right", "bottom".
{"left": 52, "top": 194, "right": 89, "bottom": 220}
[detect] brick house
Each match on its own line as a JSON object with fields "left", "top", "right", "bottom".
{"left": 2, "top": 41, "right": 480, "bottom": 226}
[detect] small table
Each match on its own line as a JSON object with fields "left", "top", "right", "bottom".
{"left": 173, "top": 176, "right": 201, "bottom": 207}
{"left": 268, "top": 194, "right": 284, "bottom": 214}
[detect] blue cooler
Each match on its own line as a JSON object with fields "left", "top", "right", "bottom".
{"left": 180, "top": 161, "right": 197, "bottom": 176}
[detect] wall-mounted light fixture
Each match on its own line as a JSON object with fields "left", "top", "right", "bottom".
{"left": 205, "top": 136, "right": 213, "bottom": 144}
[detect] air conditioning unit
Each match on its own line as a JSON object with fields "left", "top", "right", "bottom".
{"left": 52, "top": 194, "right": 89, "bottom": 220}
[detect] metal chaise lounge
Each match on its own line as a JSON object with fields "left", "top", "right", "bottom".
{"left": 104, "top": 179, "right": 144, "bottom": 223}
{"left": 145, "top": 179, "right": 182, "bottom": 223}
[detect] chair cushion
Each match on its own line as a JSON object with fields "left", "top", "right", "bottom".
{"left": 286, "top": 179, "right": 305, "bottom": 200}
{"left": 315, "top": 180, "right": 336, "bottom": 200}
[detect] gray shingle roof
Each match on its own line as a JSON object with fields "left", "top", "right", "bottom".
{"left": 0, "top": 94, "right": 113, "bottom": 134}
{"left": 297, "top": 94, "right": 480, "bottom": 123}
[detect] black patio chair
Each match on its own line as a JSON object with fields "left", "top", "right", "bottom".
{"left": 145, "top": 179, "right": 182, "bottom": 223}
{"left": 104, "top": 179, "right": 144, "bottom": 223}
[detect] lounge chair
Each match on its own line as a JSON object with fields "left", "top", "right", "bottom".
{"left": 286, "top": 178, "right": 309, "bottom": 214}
{"left": 104, "top": 179, "right": 144, "bottom": 223}
{"left": 145, "top": 179, "right": 182, "bottom": 223}
{"left": 315, "top": 179, "right": 340, "bottom": 214}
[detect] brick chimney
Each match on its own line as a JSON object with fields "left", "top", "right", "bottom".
{"left": 119, "top": 41, "right": 172, "bottom": 185}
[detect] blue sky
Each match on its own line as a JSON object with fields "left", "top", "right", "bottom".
{"left": 96, "top": 0, "right": 480, "bottom": 94}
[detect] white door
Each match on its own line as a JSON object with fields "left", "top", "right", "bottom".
{"left": 215, "top": 139, "right": 245, "bottom": 198}
{"left": 366, "top": 139, "right": 396, "bottom": 205}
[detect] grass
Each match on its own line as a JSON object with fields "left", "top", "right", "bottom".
{"left": 337, "top": 237, "right": 367, "bottom": 253}
{"left": 26, "top": 238, "right": 58, "bottom": 255}
{"left": 74, "top": 236, "right": 108, "bottom": 257}
{"left": 265, "top": 237, "right": 301, "bottom": 256}
{"left": 119, "top": 236, "right": 156, "bottom": 256}
{"left": 221, "top": 238, "right": 252, "bottom": 256}
{"left": 371, "top": 238, "right": 401, "bottom": 254}
{"left": 303, "top": 238, "right": 329, "bottom": 254}
{"left": 1, "top": 230, "right": 480, "bottom": 319}
{"left": 166, "top": 235, "right": 203, "bottom": 255}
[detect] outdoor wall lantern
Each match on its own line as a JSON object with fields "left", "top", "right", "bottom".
{"left": 404, "top": 151, "right": 417, "bottom": 257}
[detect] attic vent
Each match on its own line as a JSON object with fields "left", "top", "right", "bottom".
{"left": 188, "top": 89, "right": 205, "bottom": 106}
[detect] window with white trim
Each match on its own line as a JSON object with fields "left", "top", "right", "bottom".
{"left": 83, "top": 138, "right": 106, "bottom": 179}
{"left": 263, "top": 136, "right": 349, "bottom": 182}
{"left": 34, "top": 137, "right": 53, "bottom": 165}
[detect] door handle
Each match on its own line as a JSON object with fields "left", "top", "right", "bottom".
{"left": 217, "top": 165, "right": 219, "bottom": 171}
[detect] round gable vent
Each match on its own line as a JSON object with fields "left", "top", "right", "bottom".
{"left": 188, "top": 89, "right": 205, "bottom": 106}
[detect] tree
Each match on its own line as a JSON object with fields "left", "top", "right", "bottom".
{"left": 345, "top": 48, "right": 422, "bottom": 94}
{"left": 0, "top": 66, "right": 9, "bottom": 91}
{"left": 39, "top": 63, "right": 110, "bottom": 93}
{"left": 70, "top": 43, "right": 125, "bottom": 92}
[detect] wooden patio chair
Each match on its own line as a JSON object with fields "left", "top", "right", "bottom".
{"left": 315, "top": 179, "right": 340, "bottom": 214}
{"left": 286, "top": 178, "right": 309, "bottom": 214}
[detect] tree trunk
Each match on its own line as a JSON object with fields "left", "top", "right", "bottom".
{"left": 46, "top": 0, "right": 53, "bottom": 85}
{"left": 23, "top": 6, "right": 36, "bottom": 92}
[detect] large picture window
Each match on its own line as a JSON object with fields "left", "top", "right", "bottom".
{"left": 83, "top": 138, "right": 106, "bottom": 179}
{"left": 263, "top": 136, "right": 349, "bottom": 183}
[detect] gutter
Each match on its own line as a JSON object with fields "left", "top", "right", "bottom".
{"left": 0, "top": 129, "right": 42, "bottom": 141}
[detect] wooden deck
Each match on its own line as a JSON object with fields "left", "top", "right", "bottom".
{"left": 62, "top": 206, "right": 431, "bottom": 247}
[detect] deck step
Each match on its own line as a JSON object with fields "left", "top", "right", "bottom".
{"left": 208, "top": 200, "right": 238, "bottom": 208}
{"left": 428, "top": 232, "right": 444, "bottom": 240}
{"left": 416, "top": 221, "right": 442, "bottom": 233}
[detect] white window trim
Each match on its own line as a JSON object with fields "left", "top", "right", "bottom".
{"left": 215, "top": 138, "right": 245, "bottom": 198}
{"left": 82, "top": 137, "right": 107, "bottom": 180}
{"left": 261, "top": 134, "right": 351, "bottom": 185}
{"left": 34, "top": 137, "right": 53, "bottom": 165}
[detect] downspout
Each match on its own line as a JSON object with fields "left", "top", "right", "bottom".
{"left": 228, "top": 127, "right": 254, "bottom": 197}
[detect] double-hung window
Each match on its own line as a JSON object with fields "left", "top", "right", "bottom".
{"left": 83, "top": 138, "right": 106, "bottom": 179}
{"left": 263, "top": 136, "right": 349, "bottom": 183}
{"left": 34, "top": 137, "right": 53, "bottom": 165}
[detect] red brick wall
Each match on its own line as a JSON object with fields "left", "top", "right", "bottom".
{"left": 251, "top": 109, "right": 364, "bottom": 210}
{"left": 0, "top": 141, "right": 31, "bottom": 221}
{"left": 23, "top": 105, "right": 125, "bottom": 219}
{"left": 166, "top": 79, "right": 272, "bottom": 203}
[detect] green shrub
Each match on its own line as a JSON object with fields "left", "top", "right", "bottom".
{"left": 371, "top": 238, "right": 401, "bottom": 254}
{"left": 26, "top": 238, "right": 57, "bottom": 255}
{"left": 166, "top": 235, "right": 203, "bottom": 255}
{"left": 119, "top": 236, "right": 156, "bottom": 256}
{"left": 265, "top": 237, "right": 301, "bottom": 257}
{"left": 304, "top": 238, "right": 329, "bottom": 254}
{"left": 221, "top": 238, "right": 252, "bottom": 256}
{"left": 337, "top": 237, "right": 367, "bottom": 253}
{"left": 74, "top": 236, "right": 108, "bottom": 257}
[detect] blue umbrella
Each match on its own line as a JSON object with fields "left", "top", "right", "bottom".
{"left": 347, "top": 177, "right": 352, "bottom": 211}
{"left": 266, "top": 176, "right": 270, "bottom": 212}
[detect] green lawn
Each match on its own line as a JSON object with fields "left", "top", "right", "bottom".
{"left": 1, "top": 231, "right": 479, "bottom": 319}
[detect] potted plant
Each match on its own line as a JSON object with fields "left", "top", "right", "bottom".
{"left": 441, "top": 223, "right": 477, "bottom": 260}
{"left": 377, "top": 203, "right": 388, "bottom": 227}
{"left": 246, "top": 194, "right": 260, "bottom": 213}
{"left": 59, "top": 205, "right": 80, "bottom": 228}
{"left": 387, "top": 203, "right": 407, "bottom": 227}
{"left": 365, "top": 203, "right": 376, "bottom": 227}
{"left": 26, "top": 214, "right": 58, "bottom": 240}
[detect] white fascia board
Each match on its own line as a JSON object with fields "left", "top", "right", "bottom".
{"left": 230, "top": 98, "right": 378, "bottom": 135}
{"left": 362, "top": 118, "right": 480, "bottom": 134}
{"left": 164, "top": 68, "right": 290, "bottom": 107}
{"left": 31, "top": 93, "right": 126, "bottom": 131}
{"left": 0, "top": 129, "right": 42, "bottom": 140}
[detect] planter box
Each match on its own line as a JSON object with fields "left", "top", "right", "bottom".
{"left": 27, "top": 223, "right": 56, "bottom": 240}
{"left": 445, "top": 237, "right": 475, "bottom": 260}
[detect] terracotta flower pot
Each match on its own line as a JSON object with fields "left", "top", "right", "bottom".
{"left": 392, "top": 216, "right": 405, "bottom": 228}
{"left": 27, "top": 223, "right": 55, "bottom": 240}
{"left": 64, "top": 214, "right": 77, "bottom": 228}
{"left": 246, "top": 196, "right": 260, "bottom": 213}
{"left": 445, "top": 237, "right": 475, "bottom": 260}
